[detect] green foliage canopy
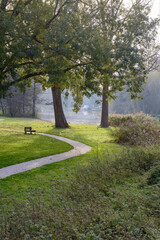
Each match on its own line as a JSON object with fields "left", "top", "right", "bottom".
{"left": 0, "top": 0, "right": 159, "bottom": 111}
{"left": 81, "top": 0, "right": 160, "bottom": 99}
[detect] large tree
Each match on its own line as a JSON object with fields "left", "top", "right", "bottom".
{"left": 0, "top": 0, "right": 92, "bottom": 128}
{"left": 1, "top": 0, "right": 159, "bottom": 128}
{"left": 82, "top": 0, "right": 160, "bottom": 127}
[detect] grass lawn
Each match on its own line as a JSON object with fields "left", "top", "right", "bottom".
{"left": 0, "top": 117, "right": 159, "bottom": 240}
{"left": 0, "top": 131, "right": 73, "bottom": 168}
{"left": 0, "top": 117, "right": 120, "bottom": 194}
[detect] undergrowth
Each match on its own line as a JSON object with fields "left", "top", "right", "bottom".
{"left": 1, "top": 148, "right": 160, "bottom": 240}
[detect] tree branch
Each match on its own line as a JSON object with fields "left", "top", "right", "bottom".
{"left": 11, "top": 0, "right": 33, "bottom": 17}
{"left": 0, "top": 0, "right": 8, "bottom": 10}
{"left": 45, "top": 0, "right": 71, "bottom": 28}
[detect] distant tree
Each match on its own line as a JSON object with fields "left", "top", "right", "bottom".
{"left": 31, "top": 82, "right": 42, "bottom": 118}
{"left": 110, "top": 71, "right": 160, "bottom": 118}
{"left": 137, "top": 71, "right": 160, "bottom": 116}
{"left": 110, "top": 90, "right": 134, "bottom": 114}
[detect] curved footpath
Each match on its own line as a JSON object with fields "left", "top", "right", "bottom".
{"left": 0, "top": 133, "right": 92, "bottom": 179}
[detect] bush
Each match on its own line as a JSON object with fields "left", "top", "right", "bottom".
{"left": 147, "top": 163, "right": 160, "bottom": 186}
{"left": 109, "top": 113, "right": 160, "bottom": 146}
{"left": 109, "top": 113, "right": 159, "bottom": 127}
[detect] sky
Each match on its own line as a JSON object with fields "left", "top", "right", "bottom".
{"left": 43, "top": 0, "right": 160, "bottom": 40}
{"left": 125, "top": 0, "right": 160, "bottom": 41}
{"left": 151, "top": 0, "right": 160, "bottom": 40}
{"left": 151, "top": 0, "right": 160, "bottom": 17}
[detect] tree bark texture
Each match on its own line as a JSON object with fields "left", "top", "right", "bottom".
{"left": 51, "top": 86, "right": 69, "bottom": 128}
{"left": 32, "top": 82, "right": 36, "bottom": 117}
{"left": 101, "top": 85, "right": 109, "bottom": 127}
{"left": 0, "top": 99, "right": 5, "bottom": 115}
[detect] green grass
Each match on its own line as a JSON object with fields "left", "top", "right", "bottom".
{"left": 0, "top": 117, "right": 120, "bottom": 195}
{"left": 1, "top": 145, "right": 159, "bottom": 239}
{"left": 0, "top": 117, "right": 159, "bottom": 240}
{"left": 0, "top": 116, "right": 116, "bottom": 146}
{"left": 0, "top": 130, "right": 73, "bottom": 168}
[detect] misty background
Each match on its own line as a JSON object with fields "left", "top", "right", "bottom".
{"left": 36, "top": 0, "right": 160, "bottom": 124}
{"left": 1, "top": 70, "right": 159, "bottom": 124}
{"left": 36, "top": 71, "right": 160, "bottom": 124}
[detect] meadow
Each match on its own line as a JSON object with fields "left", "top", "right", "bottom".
{"left": 0, "top": 115, "right": 159, "bottom": 239}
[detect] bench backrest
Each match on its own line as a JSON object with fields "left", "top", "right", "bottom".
{"left": 24, "top": 127, "right": 32, "bottom": 131}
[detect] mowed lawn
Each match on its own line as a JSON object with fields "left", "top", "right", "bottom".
{"left": 0, "top": 130, "right": 73, "bottom": 168}
{"left": 0, "top": 117, "right": 120, "bottom": 196}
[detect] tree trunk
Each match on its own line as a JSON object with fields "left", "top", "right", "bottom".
{"left": 22, "top": 92, "right": 25, "bottom": 114}
{"left": 0, "top": 99, "right": 5, "bottom": 115}
{"left": 51, "top": 86, "right": 69, "bottom": 128}
{"left": 101, "top": 85, "right": 109, "bottom": 127}
{"left": 32, "top": 82, "right": 36, "bottom": 117}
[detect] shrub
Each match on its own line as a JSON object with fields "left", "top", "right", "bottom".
{"left": 147, "top": 163, "right": 160, "bottom": 186}
{"left": 109, "top": 113, "right": 160, "bottom": 146}
{"left": 109, "top": 113, "right": 159, "bottom": 127}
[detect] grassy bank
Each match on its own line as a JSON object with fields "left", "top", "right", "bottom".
{"left": 0, "top": 117, "right": 159, "bottom": 239}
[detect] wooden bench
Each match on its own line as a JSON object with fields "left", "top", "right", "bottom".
{"left": 24, "top": 127, "right": 36, "bottom": 135}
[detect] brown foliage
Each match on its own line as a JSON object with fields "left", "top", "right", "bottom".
{"left": 109, "top": 113, "right": 160, "bottom": 146}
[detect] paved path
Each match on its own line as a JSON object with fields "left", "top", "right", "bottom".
{"left": 0, "top": 119, "right": 5, "bottom": 121}
{"left": 0, "top": 132, "right": 92, "bottom": 179}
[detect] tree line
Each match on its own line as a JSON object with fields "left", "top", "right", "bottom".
{"left": 0, "top": 82, "right": 41, "bottom": 117}
{"left": 111, "top": 70, "right": 160, "bottom": 118}
{"left": 0, "top": 0, "right": 159, "bottom": 127}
